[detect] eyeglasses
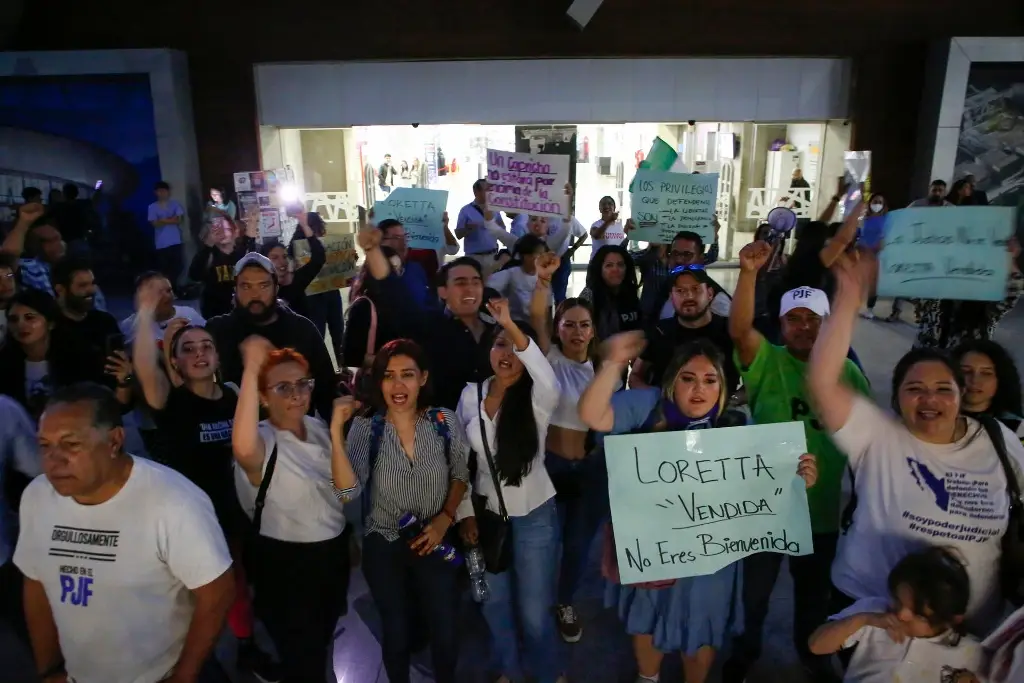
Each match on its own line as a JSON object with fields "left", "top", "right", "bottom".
{"left": 669, "top": 264, "right": 706, "bottom": 275}
{"left": 270, "top": 378, "right": 315, "bottom": 397}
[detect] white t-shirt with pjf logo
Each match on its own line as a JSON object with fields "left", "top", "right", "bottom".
{"left": 831, "top": 396, "right": 1024, "bottom": 635}
{"left": 14, "top": 456, "right": 232, "bottom": 683}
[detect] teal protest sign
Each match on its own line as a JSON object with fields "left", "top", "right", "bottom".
{"left": 629, "top": 170, "right": 719, "bottom": 245}
{"left": 605, "top": 422, "right": 812, "bottom": 583}
{"left": 373, "top": 188, "right": 449, "bottom": 250}
{"left": 877, "top": 206, "right": 1015, "bottom": 302}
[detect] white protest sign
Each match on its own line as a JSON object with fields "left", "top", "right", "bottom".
{"left": 486, "top": 149, "right": 570, "bottom": 218}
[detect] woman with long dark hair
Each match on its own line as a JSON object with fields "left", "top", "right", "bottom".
{"left": 343, "top": 338, "right": 470, "bottom": 683}
{"left": 0, "top": 289, "right": 128, "bottom": 418}
{"left": 527, "top": 252, "right": 607, "bottom": 643}
{"left": 953, "top": 339, "right": 1024, "bottom": 435}
{"left": 945, "top": 178, "right": 972, "bottom": 206}
{"left": 457, "top": 298, "right": 566, "bottom": 683}
{"left": 808, "top": 249, "right": 1024, "bottom": 634}
{"left": 579, "top": 334, "right": 819, "bottom": 683}
{"left": 579, "top": 244, "right": 642, "bottom": 341}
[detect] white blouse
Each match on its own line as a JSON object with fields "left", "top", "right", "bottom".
{"left": 456, "top": 339, "right": 560, "bottom": 517}
{"left": 234, "top": 416, "right": 352, "bottom": 543}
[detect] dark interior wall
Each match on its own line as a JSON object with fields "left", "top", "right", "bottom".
{"left": 7, "top": 0, "right": 1023, "bottom": 204}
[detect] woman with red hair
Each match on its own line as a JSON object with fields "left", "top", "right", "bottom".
{"left": 232, "top": 338, "right": 359, "bottom": 683}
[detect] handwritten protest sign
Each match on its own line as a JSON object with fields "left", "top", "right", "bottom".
{"left": 629, "top": 170, "right": 719, "bottom": 245}
{"left": 605, "top": 422, "right": 812, "bottom": 583}
{"left": 293, "top": 232, "right": 358, "bottom": 295}
{"left": 486, "top": 149, "right": 570, "bottom": 218}
{"left": 372, "top": 188, "right": 449, "bottom": 250}
{"left": 877, "top": 206, "right": 1015, "bottom": 302}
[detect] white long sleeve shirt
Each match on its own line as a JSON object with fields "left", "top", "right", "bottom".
{"left": 456, "top": 339, "right": 560, "bottom": 517}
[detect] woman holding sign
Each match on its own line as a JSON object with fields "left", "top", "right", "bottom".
{"left": 808, "top": 249, "right": 1024, "bottom": 635}
{"left": 579, "top": 333, "right": 819, "bottom": 683}
{"left": 455, "top": 297, "right": 566, "bottom": 683}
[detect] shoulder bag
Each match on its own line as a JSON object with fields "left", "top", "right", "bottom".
{"left": 979, "top": 416, "right": 1024, "bottom": 605}
{"left": 473, "top": 381, "right": 513, "bottom": 574}
{"left": 251, "top": 443, "right": 279, "bottom": 536}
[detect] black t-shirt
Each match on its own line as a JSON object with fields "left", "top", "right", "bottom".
{"left": 207, "top": 307, "right": 337, "bottom": 420}
{"left": 188, "top": 245, "right": 250, "bottom": 319}
{"left": 152, "top": 385, "right": 238, "bottom": 527}
{"left": 53, "top": 310, "right": 122, "bottom": 390}
{"left": 639, "top": 314, "right": 740, "bottom": 393}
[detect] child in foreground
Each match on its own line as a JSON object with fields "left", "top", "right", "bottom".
{"left": 808, "top": 546, "right": 983, "bottom": 683}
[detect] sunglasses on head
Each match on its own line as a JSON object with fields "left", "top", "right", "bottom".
{"left": 669, "top": 264, "right": 706, "bottom": 275}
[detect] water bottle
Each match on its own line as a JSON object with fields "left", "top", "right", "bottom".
{"left": 398, "top": 512, "right": 462, "bottom": 565}
{"left": 464, "top": 544, "right": 490, "bottom": 602}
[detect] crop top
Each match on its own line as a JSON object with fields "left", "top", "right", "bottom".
{"left": 547, "top": 347, "right": 596, "bottom": 431}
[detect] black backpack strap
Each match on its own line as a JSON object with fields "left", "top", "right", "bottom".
{"left": 840, "top": 464, "right": 857, "bottom": 534}
{"left": 361, "top": 415, "right": 387, "bottom": 520}
{"left": 252, "top": 443, "right": 279, "bottom": 536}
{"left": 979, "top": 416, "right": 1023, "bottom": 509}
{"left": 427, "top": 408, "right": 452, "bottom": 464}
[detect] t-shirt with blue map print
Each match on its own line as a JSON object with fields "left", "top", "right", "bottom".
{"left": 830, "top": 395, "right": 1024, "bottom": 636}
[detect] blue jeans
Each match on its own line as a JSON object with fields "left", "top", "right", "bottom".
{"left": 552, "top": 254, "right": 571, "bottom": 304}
{"left": 481, "top": 498, "right": 562, "bottom": 683}
{"left": 545, "top": 450, "right": 609, "bottom": 605}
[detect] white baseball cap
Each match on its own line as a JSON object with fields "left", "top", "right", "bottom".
{"left": 779, "top": 287, "right": 830, "bottom": 318}
{"left": 233, "top": 252, "right": 275, "bottom": 277}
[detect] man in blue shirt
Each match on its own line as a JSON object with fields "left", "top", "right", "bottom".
{"left": 379, "top": 219, "right": 439, "bottom": 312}
{"left": 456, "top": 179, "right": 508, "bottom": 259}
{"left": 147, "top": 181, "right": 186, "bottom": 294}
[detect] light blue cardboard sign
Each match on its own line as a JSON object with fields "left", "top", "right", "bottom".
{"left": 629, "top": 170, "right": 719, "bottom": 245}
{"left": 373, "top": 188, "right": 449, "bottom": 250}
{"left": 877, "top": 206, "right": 1016, "bottom": 302}
{"left": 604, "top": 422, "right": 812, "bottom": 583}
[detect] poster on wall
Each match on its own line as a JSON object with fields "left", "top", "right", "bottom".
{"left": 515, "top": 125, "right": 577, "bottom": 214}
{"left": 954, "top": 62, "right": 1024, "bottom": 214}
{"left": 233, "top": 172, "right": 251, "bottom": 193}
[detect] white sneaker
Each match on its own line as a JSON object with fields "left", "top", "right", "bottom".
{"left": 859, "top": 310, "right": 875, "bottom": 320}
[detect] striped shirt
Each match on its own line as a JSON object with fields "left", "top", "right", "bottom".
{"left": 347, "top": 408, "right": 471, "bottom": 541}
